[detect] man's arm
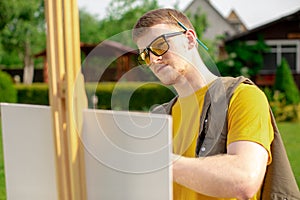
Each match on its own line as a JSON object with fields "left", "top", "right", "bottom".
{"left": 172, "top": 140, "right": 268, "bottom": 199}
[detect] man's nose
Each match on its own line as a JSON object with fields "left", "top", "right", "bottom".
{"left": 149, "top": 51, "right": 162, "bottom": 64}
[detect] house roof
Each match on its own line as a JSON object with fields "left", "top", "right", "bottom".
{"left": 183, "top": 0, "right": 241, "bottom": 40}
{"left": 185, "top": 0, "right": 229, "bottom": 24}
{"left": 34, "top": 40, "right": 137, "bottom": 58}
{"left": 226, "top": 9, "right": 248, "bottom": 32}
{"left": 81, "top": 40, "right": 137, "bottom": 57}
{"left": 225, "top": 9, "right": 300, "bottom": 43}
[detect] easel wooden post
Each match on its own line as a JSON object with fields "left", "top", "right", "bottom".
{"left": 44, "top": 0, "right": 87, "bottom": 199}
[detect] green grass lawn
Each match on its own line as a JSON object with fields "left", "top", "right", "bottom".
{"left": 0, "top": 122, "right": 6, "bottom": 200}
{"left": 278, "top": 122, "right": 300, "bottom": 186}
{"left": 0, "top": 121, "right": 298, "bottom": 199}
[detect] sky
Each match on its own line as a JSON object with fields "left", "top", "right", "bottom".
{"left": 77, "top": 0, "right": 300, "bottom": 29}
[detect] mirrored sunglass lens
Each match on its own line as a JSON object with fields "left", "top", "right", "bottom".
{"left": 139, "top": 52, "right": 145, "bottom": 60}
{"left": 138, "top": 51, "right": 150, "bottom": 65}
{"left": 138, "top": 55, "right": 145, "bottom": 64}
{"left": 150, "top": 37, "right": 169, "bottom": 56}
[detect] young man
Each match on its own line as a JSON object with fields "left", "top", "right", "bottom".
{"left": 132, "top": 8, "right": 274, "bottom": 200}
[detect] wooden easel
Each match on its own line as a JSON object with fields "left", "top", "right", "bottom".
{"left": 44, "top": 0, "right": 87, "bottom": 199}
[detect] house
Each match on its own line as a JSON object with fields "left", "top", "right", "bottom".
{"left": 226, "top": 10, "right": 247, "bottom": 33}
{"left": 184, "top": 0, "right": 246, "bottom": 41}
{"left": 225, "top": 9, "right": 300, "bottom": 88}
{"left": 34, "top": 41, "right": 139, "bottom": 82}
{"left": 79, "top": 41, "right": 139, "bottom": 82}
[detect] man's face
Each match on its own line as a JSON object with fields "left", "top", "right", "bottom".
{"left": 136, "top": 24, "right": 192, "bottom": 85}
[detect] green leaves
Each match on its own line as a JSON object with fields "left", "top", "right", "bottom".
{"left": 102, "top": 1, "right": 158, "bottom": 33}
{"left": 0, "top": 0, "right": 45, "bottom": 68}
{"left": 217, "top": 37, "right": 269, "bottom": 77}
{"left": 79, "top": 9, "right": 103, "bottom": 44}
{"left": 274, "top": 58, "right": 300, "bottom": 105}
{"left": 0, "top": 70, "right": 17, "bottom": 103}
{"left": 0, "top": 0, "right": 16, "bottom": 30}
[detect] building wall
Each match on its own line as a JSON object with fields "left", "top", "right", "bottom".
{"left": 185, "top": 0, "right": 238, "bottom": 40}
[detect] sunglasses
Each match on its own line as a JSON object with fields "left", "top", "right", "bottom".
{"left": 137, "top": 12, "right": 208, "bottom": 66}
{"left": 138, "top": 31, "right": 184, "bottom": 65}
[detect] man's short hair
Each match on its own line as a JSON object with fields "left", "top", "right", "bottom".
{"left": 132, "top": 8, "right": 195, "bottom": 43}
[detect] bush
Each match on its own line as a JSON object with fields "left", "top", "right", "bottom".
{"left": 261, "top": 87, "right": 300, "bottom": 122}
{"left": 16, "top": 82, "right": 176, "bottom": 111}
{"left": 16, "top": 83, "right": 49, "bottom": 105}
{"left": 86, "top": 82, "right": 176, "bottom": 111}
{"left": 217, "top": 37, "right": 269, "bottom": 77}
{"left": 263, "top": 58, "right": 300, "bottom": 122}
{"left": 0, "top": 70, "right": 17, "bottom": 103}
{"left": 269, "top": 90, "right": 300, "bottom": 122}
{"left": 274, "top": 58, "right": 300, "bottom": 104}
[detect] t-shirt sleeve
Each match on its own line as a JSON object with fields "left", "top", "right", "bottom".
{"left": 227, "top": 83, "right": 274, "bottom": 164}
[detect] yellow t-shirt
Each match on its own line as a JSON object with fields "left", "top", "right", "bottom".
{"left": 171, "top": 83, "right": 274, "bottom": 200}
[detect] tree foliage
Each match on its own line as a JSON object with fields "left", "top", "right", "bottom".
{"left": 79, "top": 9, "right": 102, "bottom": 44}
{"left": 98, "top": 0, "right": 159, "bottom": 44}
{"left": 216, "top": 36, "right": 269, "bottom": 77}
{"left": 0, "top": 0, "right": 16, "bottom": 30}
{"left": 0, "top": 0, "right": 45, "bottom": 69}
{"left": 274, "top": 58, "right": 300, "bottom": 105}
{"left": 79, "top": 0, "right": 160, "bottom": 44}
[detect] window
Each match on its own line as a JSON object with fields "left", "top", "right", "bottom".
{"left": 261, "top": 40, "right": 299, "bottom": 74}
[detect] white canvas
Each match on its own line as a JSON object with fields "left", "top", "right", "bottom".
{"left": 82, "top": 109, "right": 173, "bottom": 200}
{"left": 0, "top": 103, "right": 58, "bottom": 200}
{"left": 0, "top": 103, "right": 172, "bottom": 200}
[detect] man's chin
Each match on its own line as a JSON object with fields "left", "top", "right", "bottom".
{"left": 156, "top": 73, "right": 181, "bottom": 86}
{"left": 159, "top": 78, "right": 176, "bottom": 86}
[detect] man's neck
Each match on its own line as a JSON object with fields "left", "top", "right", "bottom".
{"left": 173, "top": 69, "right": 217, "bottom": 97}
{"left": 174, "top": 49, "right": 218, "bottom": 97}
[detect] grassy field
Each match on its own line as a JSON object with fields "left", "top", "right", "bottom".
{"left": 0, "top": 122, "right": 6, "bottom": 200}
{"left": 278, "top": 122, "right": 300, "bottom": 186}
{"left": 0, "top": 121, "right": 298, "bottom": 199}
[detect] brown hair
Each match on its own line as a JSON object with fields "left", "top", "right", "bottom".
{"left": 132, "top": 8, "right": 195, "bottom": 42}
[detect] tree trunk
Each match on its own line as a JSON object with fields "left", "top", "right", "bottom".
{"left": 23, "top": 40, "right": 34, "bottom": 84}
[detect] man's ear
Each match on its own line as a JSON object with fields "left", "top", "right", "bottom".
{"left": 185, "top": 29, "right": 198, "bottom": 49}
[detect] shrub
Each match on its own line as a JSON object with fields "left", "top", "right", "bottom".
{"left": 261, "top": 87, "right": 273, "bottom": 102}
{"left": 264, "top": 89, "right": 300, "bottom": 122}
{"left": 0, "top": 70, "right": 17, "bottom": 103}
{"left": 274, "top": 58, "right": 300, "bottom": 105}
{"left": 86, "top": 82, "right": 175, "bottom": 111}
{"left": 269, "top": 91, "right": 299, "bottom": 122}
{"left": 15, "top": 83, "right": 49, "bottom": 105}
{"left": 15, "top": 82, "right": 176, "bottom": 111}
{"left": 217, "top": 37, "right": 269, "bottom": 77}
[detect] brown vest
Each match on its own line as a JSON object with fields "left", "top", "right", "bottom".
{"left": 152, "top": 76, "right": 300, "bottom": 199}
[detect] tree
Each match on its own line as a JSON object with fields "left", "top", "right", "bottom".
{"left": 0, "top": 1, "right": 16, "bottom": 30}
{"left": 0, "top": 0, "right": 46, "bottom": 84}
{"left": 98, "top": 0, "right": 159, "bottom": 44}
{"left": 216, "top": 36, "right": 269, "bottom": 77}
{"left": 274, "top": 58, "right": 300, "bottom": 105}
{"left": 79, "top": 8, "right": 102, "bottom": 44}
